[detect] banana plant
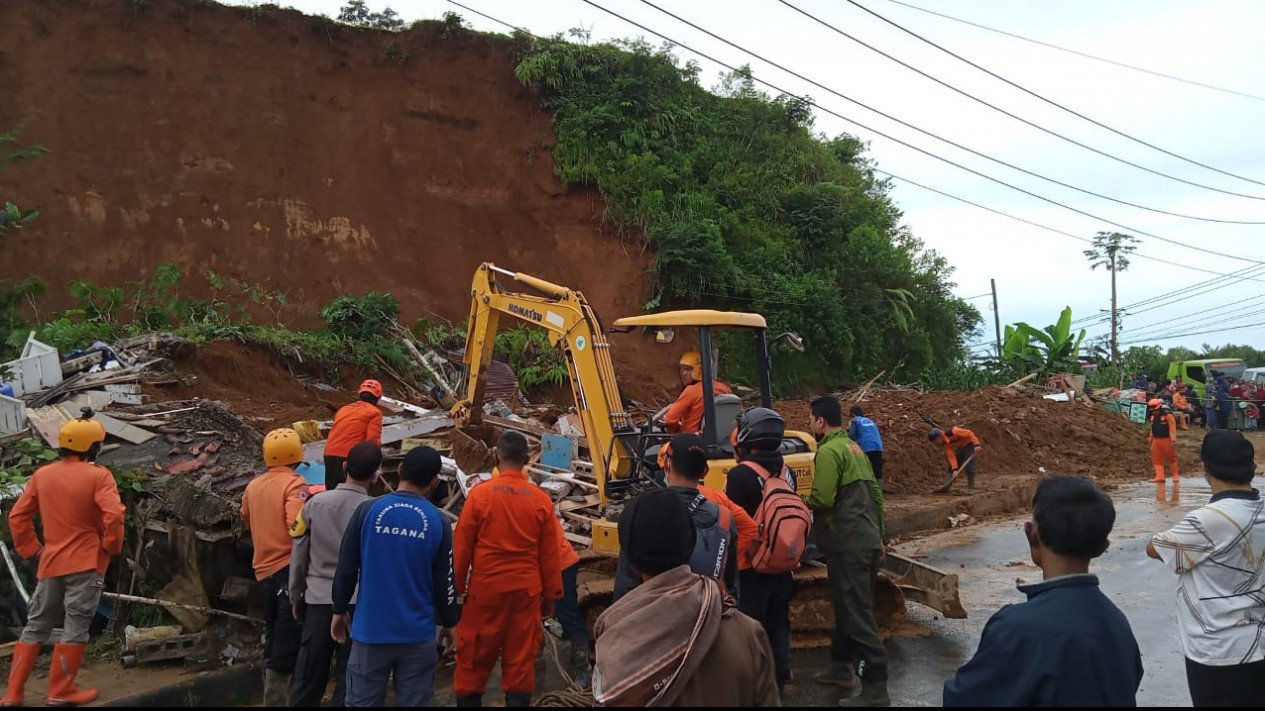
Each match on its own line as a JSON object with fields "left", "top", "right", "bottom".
{"left": 1002, "top": 307, "right": 1086, "bottom": 375}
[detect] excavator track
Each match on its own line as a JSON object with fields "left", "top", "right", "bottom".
{"left": 575, "top": 552, "right": 961, "bottom": 647}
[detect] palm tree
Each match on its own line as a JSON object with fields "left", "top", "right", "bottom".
{"left": 1084, "top": 232, "right": 1140, "bottom": 364}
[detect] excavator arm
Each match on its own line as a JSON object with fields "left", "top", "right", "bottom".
{"left": 451, "top": 263, "right": 634, "bottom": 502}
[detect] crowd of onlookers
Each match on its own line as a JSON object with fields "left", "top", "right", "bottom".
{"left": 1127, "top": 373, "right": 1264, "bottom": 431}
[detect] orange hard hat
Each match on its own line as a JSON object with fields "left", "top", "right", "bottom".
{"left": 1147, "top": 398, "right": 1162, "bottom": 409}
{"left": 359, "top": 379, "right": 383, "bottom": 399}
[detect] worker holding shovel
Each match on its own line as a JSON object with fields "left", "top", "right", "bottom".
{"left": 929, "top": 425, "right": 982, "bottom": 494}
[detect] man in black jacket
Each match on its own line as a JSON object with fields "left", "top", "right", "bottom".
{"left": 724, "top": 407, "right": 795, "bottom": 695}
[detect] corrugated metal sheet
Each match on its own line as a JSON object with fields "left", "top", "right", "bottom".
{"left": 484, "top": 359, "right": 521, "bottom": 405}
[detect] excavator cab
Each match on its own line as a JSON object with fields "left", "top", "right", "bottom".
{"left": 607, "top": 311, "right": 817, "bottom": 499}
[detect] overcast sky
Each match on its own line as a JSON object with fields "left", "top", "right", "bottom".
{"left": 254, "top": 0, "right": 1265, "bottom": 359}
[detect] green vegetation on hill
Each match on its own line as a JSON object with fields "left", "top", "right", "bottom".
{"left": 514, "top": 35, "right": 980, "bottom": 387}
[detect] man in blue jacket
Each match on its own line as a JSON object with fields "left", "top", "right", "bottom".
{"left": 331, "top": 446, "right": 460, "bottom": 707}
{"left": 847, "top": 406, "right": 884, "bottom": 485}
{"left": 943, "top": 475, "right": 1142, "bottom": 707}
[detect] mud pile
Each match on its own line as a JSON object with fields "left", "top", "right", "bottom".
{"left": 776, "top": 387, "right": 1200, "bottom": 494}
{"left": 0, "top": 0, "right": 680, "bottom": 400}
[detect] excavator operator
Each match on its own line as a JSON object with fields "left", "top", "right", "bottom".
{"left": 662, "top": 351, "right": 732, "bottom": 435}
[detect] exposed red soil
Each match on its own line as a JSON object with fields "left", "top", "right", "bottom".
{"left": 0, "top": 0, "right": 679, "bottom": 400}
{"left": 776, "top": 386, "right": 1203, "bottom": 495}
{"left": 144, "top": 340, "right": 356, "bottom": 428}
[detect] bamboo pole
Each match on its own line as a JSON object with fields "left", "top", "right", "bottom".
{"left": 101, "top": 592, "right": 262, "bottom": 624}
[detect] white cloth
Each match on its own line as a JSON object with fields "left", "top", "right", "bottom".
{"left": 1151, "top": 491, "right": 1265, "bottom": 666}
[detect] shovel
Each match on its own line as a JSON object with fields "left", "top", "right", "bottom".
{"left": 932, "top": 451, "right": 977, "bottom": 494}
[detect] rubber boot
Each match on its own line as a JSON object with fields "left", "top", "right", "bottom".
{"left": 838, "top": 675, "right": 891, "bottom": 707}
{"left": 455, "top": 694, "right": 483, "bottom": 707}
{"left": 505, "top": 692, "right": 532, "bottom": 707}
{"left": 571, "top": 638, "right": 592, "bottom": 689}
{"left": 262, "top": 668, "right": 291, "bottom": 707}
{"left": 1, "top": 641, "right": 40, "bottom": 707}
{"left": 45, "top": 643, "right": 98, "bottom": 707}
{"left": 813, "top": 661, "right": 856, "bottom": 689}
{"left": 966, "top": 471, "right": 976, "bottom": 495}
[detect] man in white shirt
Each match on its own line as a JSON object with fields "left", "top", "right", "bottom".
{"left": 1148, "top": 429, "right": 1264, "bottom": 707}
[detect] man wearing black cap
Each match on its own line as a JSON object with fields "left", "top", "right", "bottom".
{"left": 613, "top": 433, "right": 739, "bottom": 601}
{"left": 592, "top": 488, "right": 780, "bottom": 707}
{"left": 1148, "top": 430, "right": 1263, "bottom": 707}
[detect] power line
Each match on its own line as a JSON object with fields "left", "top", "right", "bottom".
{"left": 450, "top": 0, "right": 1265, "bottom": 283}
{"left": 871, "top": 168, "right": 1265, "bottom": 284}
{"left": 1118, "top": 318, "right": 1265, "bottom": 346}
{"left": 583, "top": 0, "right": 1265, "bottom": 263}
{"left": 775, "top": 0, "right": 1265, "bottom": 206}
{"left": 843, "top": 0, "right": 1265, "bottom": 189}
{"left": 1117, "top": 296, "right": 1265, "bottom": 341}
{"left": 1071, "top": 263, "right": 1265, "bottom": 327}
{"left": 877, "top": 0, "right": 1265, "bottom": 103}
{"left": 635, "top": 0, "right": 1265, "bottom": 225}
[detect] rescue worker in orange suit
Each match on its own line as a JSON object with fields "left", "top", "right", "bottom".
{"left": 662, "top": 351, "right": 732, "bottom": 434}
{"left": 453, "top": 431, "right": 564, "bottom": 707}
{"left": 3, "top": 411, "right": 124, "bottom": 707}
{"left": 242, "top": 428, "right": 311, "bottom": 706}
{"left": 1147, "top": 399, "right": 1179, "bottom": 483}
{"left": 929, "top": 426, "right": 983, "bottom": 494}
{"left": 1171, "top": 387, "right": 1192, "bottom": 430}
{"left": 323, "top": 379, "right": 384, "bottom": 490}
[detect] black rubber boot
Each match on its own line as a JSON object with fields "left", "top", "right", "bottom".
{"left": 455, "top": 694, "right": 483, "bottom": 707}
{"left": 505, "top": 691, "right": 532, "bottom": 707}
{"left": 839, "top": 676, "right": 890, "bottom": 707}
{"left": 813, "top": 661, "right": 856, "bottom": 689}
{"left": 571, "top": 638, "right": 592, "bottom": 689}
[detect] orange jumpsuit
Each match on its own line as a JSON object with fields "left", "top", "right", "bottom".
{"left": 700, "top": 485, "right": 757, "bottom": 571}
{"left": 1171, "top": 392, "right": 1191, "bottom": 429}
{"left": 240, "top": 466, "right": 310, "bottom": 580}
{"left": 1148, "top": 412, "right": 1178, "bottom": 481}
{"left": 324, "top": 400, "right": 383, "bottom": 458}
{"left": 664, "top": 380, "right": 733, "bottom": 434}
{"left": 940, "top": 427, "right": 981, "bottom": 469}
{"left": 9, "top": 460, "right": 125, "bottom": 579}
{"left": 453, "top": 469, "right": 564, "bottom": 696}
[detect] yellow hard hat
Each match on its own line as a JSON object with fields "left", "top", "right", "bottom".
{"left": 59, "top": 417, "right": 106, "bottom": 453}
{"left": 263, "top": 428, "right": 304, "bottom": 467}
{"left": 679, "top": 351, "right": 702, "bottom": 381}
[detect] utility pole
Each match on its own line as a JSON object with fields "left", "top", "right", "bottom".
{"left": 990, "top": 278, "right": 1002, "bottom": 359}
{"left": 1110, "top": 253, "right": 1119, "bottom": 364}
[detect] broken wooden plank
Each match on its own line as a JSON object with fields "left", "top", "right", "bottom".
{"left": 564, "top": 531, "right": 593, "bottom": 547}
{"left": 527, "top": 465, "right": 600, "bottom": 491}
{"left": 95, "top": 412, "right": 157, "bottom": 444}
{"left": 484, "top": 414, "right": 589, "bottom": 450}
{"left": 379, "top": 396, "right": 438, "bottom": 418}
{"left": 25, "top": 405, "right": 72, "bottom": 447}
{"left": 561, "top": 510, "right": 600, "bottom": 525}
{"left": 59, "top": 351, "right": 103, "bottom": 376}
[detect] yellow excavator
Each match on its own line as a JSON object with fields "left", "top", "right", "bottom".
{"left": 450, "top": 263, "right": 964, "bottom": 635}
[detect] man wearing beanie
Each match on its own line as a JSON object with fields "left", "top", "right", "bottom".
{"left": 1148, "top": 429, "right": 1263, "bottom": 706}
{"left": 613, "top": 433, "right": 740, "bottom": 601}
{"left": 592, "top": 488, "right": 780, "bottom": 707}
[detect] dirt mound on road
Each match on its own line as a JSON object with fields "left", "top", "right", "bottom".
{"left": 776, "top": 387, "right": 1200, "bottom": 494}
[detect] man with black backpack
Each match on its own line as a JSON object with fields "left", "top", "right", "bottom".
{"left": 613, "top": 433, "right": 740, "bottom": 601}
{"left": 725, "top": 407, "right": 811, "bottom": 696}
